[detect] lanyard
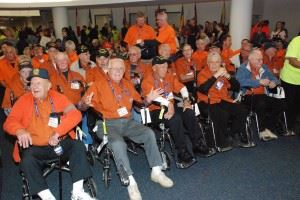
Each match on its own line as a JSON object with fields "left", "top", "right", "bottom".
{"left": 34, "top": 96, "right": 55, "bottom": 117}
{"left": 153, "top": 75, "right": 171, "bottom": 98}
{"left": 107, "top": 79, "right": 131, "bottom": 107}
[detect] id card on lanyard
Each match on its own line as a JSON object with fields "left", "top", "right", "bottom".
{"left": 34, "top": 96, "right": 59, "bottom": 128}
{"left": 108, "top": 79, "right": 131, "bottom": 117}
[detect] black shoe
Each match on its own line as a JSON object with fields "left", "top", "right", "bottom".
{"left": 176, "top": 147, "right": 197, "bottom": 169}
{"left": 193, "top": 144, "right": 216, "bottom": 157}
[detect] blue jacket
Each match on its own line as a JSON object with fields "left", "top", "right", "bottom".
{"left": 236, "top": 62, "right": 280, "bottom": 94}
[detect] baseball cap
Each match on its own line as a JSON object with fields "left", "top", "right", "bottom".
{"left": 96, "top": 48, "right": 110, "bottom": 58}
{"left": 19, "top": 61, "right": 33, "bottom": 71}
{"left": 28, "top": 68, "right": 50, "bottom": 81}
{"left": 152, "top": 56, "right": 168, "bottom": 65}
{"left": 76, "top": 44, "right": 89, "bottom": 55}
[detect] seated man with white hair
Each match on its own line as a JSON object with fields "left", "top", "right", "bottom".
{"left": 236, "top": 49, "right": 284, "bottom": 140}
{"left": 79, "top": 58, "right": 173, "bottom": 200}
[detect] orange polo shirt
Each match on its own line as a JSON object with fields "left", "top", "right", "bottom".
{"left": 68, "top": 51, "right": 79, "bottom": 65}
{"left": 221, "top": 48, "right": 240, "bottom": 73}
{"left": 85, "top": 66, "right": 108, "bottom": 85}
{"left": 84, "top": 78, "right": 141, "bottom": 119}
{"left": 174, "top": 57, "right": 200, "bottom": 83}
{"left": 124, "top": 24, "right": 156, "bottom": 46}
{"left": 2, "top": 73, "right": 29, "bottom": 109}
{"left": 197, "top": 66, "right": 233, "bottom": 104}
{"left": 156, "top": 24, "right": 177, "bottom": 54}
{"left": 3, "top": 89, "right": 82, "bottom": 162}
{"left": 142, "top": 72, "right": 184, "bottom": 111}
{"left": 124, "top": 60, "right": 153, "bottom": 81}
{"left": 192, "top": 50, "right": 208, "bottom": 70}
{"left": 32, "top": 54, "right": 49, "bottom": 69}
{"left": 0, "top": 58, "right": 19, "bottom": 87}
{"left": 51, "top": 70, "right": 85, "bottom": 104}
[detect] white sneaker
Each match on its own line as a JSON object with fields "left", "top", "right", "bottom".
{"left": 265, "top": 129, "right": 278, "bottom": 139}
{"left": 71, "top": 189, "right": 97, "bottom": 200}
{"left": 127, "top": 183, "right": 142, "bottom": 200}
{"left": 151, "top": 171, "right": 174, "bottom": 188}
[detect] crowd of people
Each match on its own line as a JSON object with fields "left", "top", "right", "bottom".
{"left": 0, "top": 9, "right": 300, "bottom": 200}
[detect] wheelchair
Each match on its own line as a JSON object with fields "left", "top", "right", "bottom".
{"left": 21, "top": 156, "right": 97, "bottom": 200}
{"left": 85, "top": 110, "right": 130, "bottom": 189}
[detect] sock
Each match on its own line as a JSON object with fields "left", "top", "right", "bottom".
{"left": 72, "top": 179, "right": 84, "bottom": 192}
{"left": 152, "top": 166, "right": 162, "bottom": 175}
{"left": 38, "top": 189, "right": 56, "bottom": 200}
{"left": 128, "top": 175, "right": 137, "bottom": 185}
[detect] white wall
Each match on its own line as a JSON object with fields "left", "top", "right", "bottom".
{"left": 262, "top": 0, "right": 300, "bottom": 40}
{"left": 66, "top": 0, "right": 299, "bottom": 40}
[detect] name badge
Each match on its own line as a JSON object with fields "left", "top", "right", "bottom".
{"left": 48, "top": 116, "right": 59, "bottom": 128}
{"left": 39, "top": 59, "right": 45, "bottom": 63}
{"left": 117, "top": 107, "right": 128, "bottom": 117}
{"left": 215, "top": 80, "right": 224, "bottom": 90}
{"left": 71, "top": 82, "right": 80, "bottom": 90}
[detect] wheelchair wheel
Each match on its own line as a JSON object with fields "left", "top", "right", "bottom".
{"left": 84, "top": 178, "right": 98, "bottom": 198}
{"left": 86, "top": 150, "right": 95, "bottom": 166}
{"left": 103, "top": 168, "right": 110, "bottom": 189}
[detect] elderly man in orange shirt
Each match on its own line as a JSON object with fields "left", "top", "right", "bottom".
{"left": 80, "top": 58, "right": 173, "bottom": 200}
{"left": 142, "top": 56, "right": 213, "bottom": 164}
{"left": 124, "top": 46, "right": 152, "bottom": 91}
{"left": 51, "top": 52, "right": 85, "bottom": 106}
{"left": 3, "top": 68, "right": 95, "bottom": 200}
{"left": 175, "top": 44, "right": 200, "bottom": 94}
{"left": 142, "top": 11, "right": 178, "bottom": 60}
{"left": 2, "top": 58, "right": 32, "bottom": 116}
{"left": 124, "top": 11, "right": 156, "bottom": 48}
{"left": 32, "top": 44, "right": 49, "bottom": 69}
{"left": 197, "top": 52, "right": 249, "bottom": 151}
{"left": 0, "top": 44, "right": 19, "bottom": 87}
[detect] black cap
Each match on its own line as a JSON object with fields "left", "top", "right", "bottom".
{"left": 28, "top": 68, "right": 50, "bottom": 81}
{"left": 152, "top": 56, "right": 168, "bottom": 65}
{"left": 46, "top": 42, "right": 58, "bottom": 50}
{"left": 264, "top": 42, "right": 276, "bottom": 50}
{"left": 96, "top": 48, "right": 109, "bottom": 58}
{"left": 76, "top": 44, "right": 89, "bottom": 55}
{"left": 19, "top": 61, "right": 33, "bottom": 71}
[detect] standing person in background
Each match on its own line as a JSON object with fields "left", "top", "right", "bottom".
{"left": 124, "top": 11, "right": 155, "bottom": 48}
{"left": 280, "top": 36, "right": 300, "bottom": 135}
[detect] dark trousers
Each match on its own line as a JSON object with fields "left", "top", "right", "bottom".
{"left": 198, "top": 101, "right": 248, "bottom": 147}
{"left": 20, "top": 138, "right": 92, "bottom": 195}
{"left": 150, "top": 108, "right": 198, "bottom": 149}
{"left": 281, "top": 80, "right": 300, "bottom": 133}
{"left": 242, "top": 94, "right": 284, "bottom": 133}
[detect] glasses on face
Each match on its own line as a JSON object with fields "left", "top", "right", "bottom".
{"left": 129, "top": 53, "right": 138, "bottom": 57}
{"left": 109, "top": 67, "right": 125, "bottom": 72}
